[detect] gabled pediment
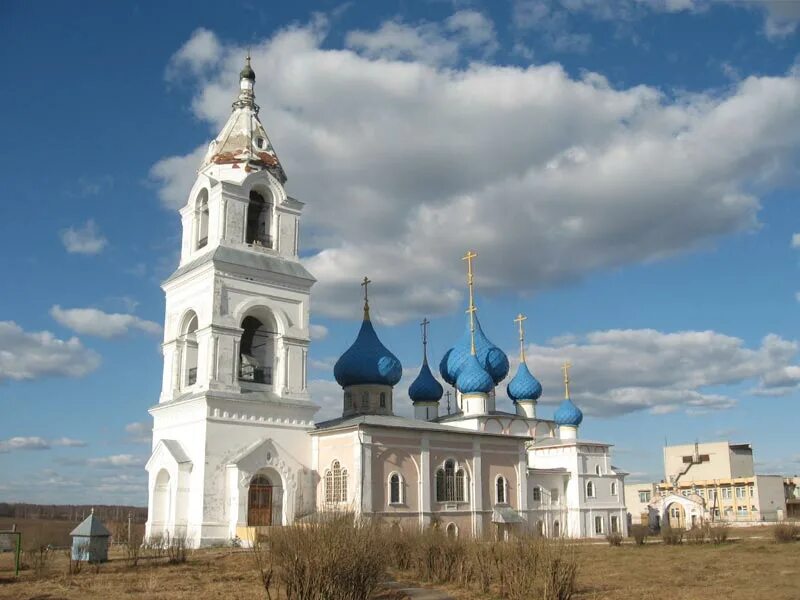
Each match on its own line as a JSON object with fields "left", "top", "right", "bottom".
{"left": 146, "top": 439, "right": 192, "bottom": 472}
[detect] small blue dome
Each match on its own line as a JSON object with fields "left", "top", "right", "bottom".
{"left": 456, "top": 354, "right": 494, "bottom": 394}
{"left": 334, "top": 317, "right": 402, "bottom": 388}
{"left": 409, "top": 358, "right": 444, "bottom": 403}
{"left": 440, "top": 316, "right": 509, "bottom": 386}
{"left": 554, "top": 398, "right": 583, "bottom": 427}
{"left": 507, "top": 362, "right": 543, "bottom": 402}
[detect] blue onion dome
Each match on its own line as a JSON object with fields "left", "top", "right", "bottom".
{"left": 456, "top": 354, "right": 494, "bottom": 394}
{"left": 334, "top": 316, "right": 402, "bottom": 388}
{"left": 442, "top": 315, "right": 509, "bottom": 385}
{"left": 409, "top": 357, "right": 444, "bottom": 403}
{"left": 507, "top": 362, "right": 543, "bottom": 402}
{"left": 554, "top": 398, "right": 583, "bottom": 427}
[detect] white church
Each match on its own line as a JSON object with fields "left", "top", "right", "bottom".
{"left": 144, "top": 58, "right": 628, "bottom": 546}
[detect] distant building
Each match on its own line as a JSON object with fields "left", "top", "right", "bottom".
{"left": 626, "top": 441, "right": 790, "bottom": 528}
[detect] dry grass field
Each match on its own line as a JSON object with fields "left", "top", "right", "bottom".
{"left": 0, "top": 520, "right": 797, "bottom": 600}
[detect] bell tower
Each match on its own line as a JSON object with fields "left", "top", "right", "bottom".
{"left": 146, "top": 57, "right": 318, "bottom": 547}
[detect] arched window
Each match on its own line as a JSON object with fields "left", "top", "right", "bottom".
{"left": 180, "top": 311, "right": 198, "bottom": 388}
{"left": 435, "top": 460, "right": 466, "bottom": 502}
{"left": 389, "top": 473, "right": 403, "bottom": 504}
{"left": 248, "top": 474, "right": 274, "bottom": 526}
{"left": 595, "top": 465, "right": 602, "bottom": 476}
{"left": 586, "top": 481, "right": 596, "bottom": 499}
{"left": 246, "top": 190, "right": 272, "bottom": 247}
{"left": 325, "top": 460, "right": 348, "bottom": 503}
{"left": 379, "top": 392, "right": 386, "bottom": 408}
{"left": 496, "top": 476, "right": 507, "bottom": 504}
{"left": 239, "top": 314, "right": 276, "bottom": 385}
{"left": 553, "top": 520, "right": 560, "bottom": 537}
{"left": 610, "top": 481, "right": 618, "bottom": 496}
{"left": 196, "top": 190, "right": 209, "bottom": 249}
{"left": 446, "top": 522, "right": 458, "bottom": 538}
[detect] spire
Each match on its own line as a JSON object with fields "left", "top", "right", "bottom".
{"left": 361, "top": 276, "right": 371, "bottom": 321}
{"left": 233, "top": 52, "right": 258, "bottom": 112}
{"left": 463, "top": 250, "right": 477, "bottom": 355}
{"left": 562, "top": 360, "right": 571, "bottom": 400}
{"left": 554, "top": 360, "right": 583, "bottom": 431}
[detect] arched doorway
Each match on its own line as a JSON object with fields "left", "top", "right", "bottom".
{"left": 152, "top": 469, "right": 171, "bottom": 534}
{"left": 248, "top": 473, "right": 282, "bottom": 526}
{"left": 553, "top": 520, "right": 560, "bottom": 538}
{"left": 666, "top": 502, "right": 685, "bottom": 529}
{"left": 239, "top": 314, "right": 277, "bottom": 385}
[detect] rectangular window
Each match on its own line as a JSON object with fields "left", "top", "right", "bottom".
{"left": 594, "top": 516, "right": 604, "bottom": 535}
{"left": 550, "top": 488, "right": 559, "bottom": 505}
{"left": 737, "top": 506, "right": 748, "bottom": 516}
{"left": 639, "top": 491, "right": 651, "bottom": 503}
{"left": 533, "top": 486, "right": 541, "bottom": 502}
{"left": 698, "top": 489, "right": 705, "bottom": 498}
{"left": 713, "top": 508, "right": 720, "bottom": 518}
{"left": 611, "top": 515, "right": 619, "bottom": 534}
{"left": 722, "top": 487, "right": 732, "bottom": 500}
{"left": 709, "top": 489, "right": 717, "bottom": 500}
{"left": 748, "top": 484, "right": 755, "bottom": 497}
{"left": 735, "top": 487, "right": 746, "bottom": 499}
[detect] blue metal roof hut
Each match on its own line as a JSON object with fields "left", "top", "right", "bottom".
{"left": 70, "top": 510, "right": 111, "bottom": 562}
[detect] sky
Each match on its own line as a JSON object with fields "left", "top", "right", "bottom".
{"left": 1, "top": 0, "right": 799, "bottom": 505}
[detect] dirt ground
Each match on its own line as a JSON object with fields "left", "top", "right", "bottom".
{"left": 0, "top": 526, "right": 798, "bottom": 599}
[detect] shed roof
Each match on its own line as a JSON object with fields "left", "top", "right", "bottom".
{"left": 70, "top": 513, "right": 111, "bottom": 537}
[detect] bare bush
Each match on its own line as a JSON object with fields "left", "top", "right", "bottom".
{"left": 773, "top": 523, "right": 799, "bottom": 543}
{"left": 606, "top": 533, "right": 623, "bottom": 546}
{"left": 269, "top": 513, "right": 388, "bottom": 600}
{"left": 24, "top": 543, "right": 54, "bottom": 577}
{"left": 166, "top": 535, "right": 189, "bottom": 564}
{"left": 709, "top": 523, "right": 730, "bottom": 545}
{"left": 630, "top": 525, "right": 648, "bottom": 546}
{"left": 661, "top": 526, "right": 684, "bottom": 545}
{"left": 686, "top": 525, "right": 708, "bottom": 545}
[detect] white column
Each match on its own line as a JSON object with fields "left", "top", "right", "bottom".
{"left": 472, "top": 439, "right": 483, "bottom": 537}
{"left": 362, "top": 432, "right": 373, "bottom": 514}
{"left": 420, "top": 436, "right": 431, "bottom": 529}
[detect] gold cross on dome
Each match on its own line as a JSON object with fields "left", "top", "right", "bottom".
{"left": 562, "top": 361, "right": 572, "bottom": 399}
{"left": 361, "top": 276, "right": 371, "bottom": 303}
{"left": 420, "top": 318, "right": 430, "bottom": 347}
{"left": 514, "top": 313, "right": 527, "bottom": 362}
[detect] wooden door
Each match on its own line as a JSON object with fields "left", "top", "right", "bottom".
{"left": 248, "top": 478, "right": 273, "bottom": 526}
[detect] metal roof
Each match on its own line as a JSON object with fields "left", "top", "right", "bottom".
{"left": 164, "top": 245, "right": 315, "bottom": 286}
{"left": 70, "top": 513, "right": 111, "bottom": 538}
{"left": 313, "top": 414, "right": 529, "bottom": 440}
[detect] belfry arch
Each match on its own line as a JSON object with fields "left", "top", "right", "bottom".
{"left": 179, "top": 310, "right": 199, "bottom": 389}
{"left": 239, "top": 309, "right": 278, "bottom": 387}
{"left": 245, "top": 188, "right": 273, "bottom": 247}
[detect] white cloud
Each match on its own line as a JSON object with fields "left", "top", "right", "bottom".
{"left": 154, "top": 23, "right": 800, "bottom": 324}
{"left": 792, "top": 232, "right": 800, "bottom": 248}
{"left": 512, "top": 0, "right": 592, "bottom": 53}
{"left": 0, "top": 436, "right": 87, "bottom": 453}
{"left": 50, "top": 305, "right": 161, "bottom": 339}
{"left": 149, "top": 144, "right": 207, "bottom": 209}
{"left": 60, "top": 219, "right": 108, "bottom": 255}
{"left": 124, "top": 421, "right": 151, "bottom": 444}
{"left": 521, "top": 329, "right": 800, "bottom": 416}
{"left": 345, "top": 10, "right": 497, "bottom": 66}
{"left": 166, "top": 27, "right": 222, "bottom": 80}
{"left": 309, "top": 324, "right": 329, "bottom": 340}
{"left": 86, "top": 454, "right": 145, "bottom": 469}
{"left": 0, "top": 321, "right": 100, "bottom": 382}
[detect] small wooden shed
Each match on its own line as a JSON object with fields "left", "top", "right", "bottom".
{"left": 70, "top": 510, "right": 111, "bottom": 562}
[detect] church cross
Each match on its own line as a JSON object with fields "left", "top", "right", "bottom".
{"left": 361, "top": 276, "right": 372, "bottom": 319}
{"left": 514, "top": 313, "right": 527, "bottom": 362}
{"left": 562, "top": 361, "right": 572, "bottom": 399}
{"left": 462, "top": 250, "right": 478, "bottom": 355}
{"left": 445, "top": 390, "right": 452, "bottom": 415}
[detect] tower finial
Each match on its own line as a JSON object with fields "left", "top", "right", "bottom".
{"left": 420, "top": 317, "right": 430, "bottom": 361}
{"left": 462, "top": 250, "right": 478, "bottom": 355}
{"left": 514, "top": 313, "right": 527, "bottom": 363}
{"left": 562, "top": 361, "right": 571, "bottom": 400}
{"left": 361, "top": 276, "right": 371, "bottom": 320}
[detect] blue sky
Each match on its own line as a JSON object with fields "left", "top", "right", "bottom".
{"left": 1, "top": 0, "right": 799, "bottom": 504}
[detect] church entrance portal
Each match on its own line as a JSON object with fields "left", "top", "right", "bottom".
{"left": 248, "top": 474, "right": 276, "bottom": 526}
